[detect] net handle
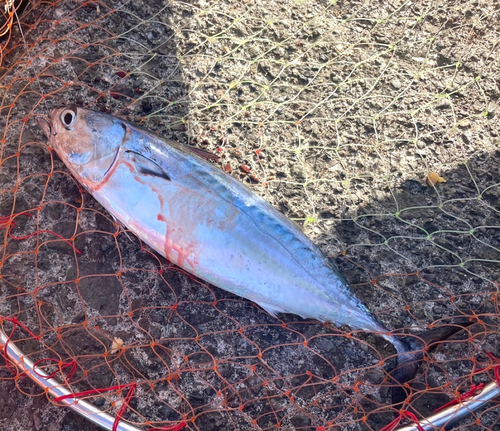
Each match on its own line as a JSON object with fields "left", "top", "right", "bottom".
{"left": 395, "top": 381, "right": 500, "bottom": 431}
{"left": 0, "top": 328, "right": 143, "bottom": 431}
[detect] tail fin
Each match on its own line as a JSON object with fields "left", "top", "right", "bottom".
{"left": 388, "top": 321, "right": 473, "bottom": 405}
{"left": 390, "top": 337, "right": 423, "bottom": 405}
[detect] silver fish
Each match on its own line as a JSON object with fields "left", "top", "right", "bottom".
{"left": 39, "top": 107, "right": 421, "bottom": 401}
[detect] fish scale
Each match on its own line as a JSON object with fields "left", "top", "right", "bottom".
{"left": 130, "top": 124, "right": 355, "bottom": 312}
{"left": 137, "top": 131, "right": 356, "bottom": 305}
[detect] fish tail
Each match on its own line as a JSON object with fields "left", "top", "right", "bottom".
{"left": 388, "top": 321, "right": 473, "bottom": 405}
{"left": 389, "top": 336, "right": 423, "bottom": 405}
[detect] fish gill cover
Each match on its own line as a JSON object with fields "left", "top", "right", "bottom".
{"left": 0, "top": 1, "right": 499, "bottom": 430}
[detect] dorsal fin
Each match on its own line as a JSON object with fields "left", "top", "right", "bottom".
{"left": 185, "top": 145, "right": 220, "bottom": 162}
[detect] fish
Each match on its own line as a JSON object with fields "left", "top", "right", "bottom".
{"left": 39, "top": 107, "right": 422, "bottom": 403}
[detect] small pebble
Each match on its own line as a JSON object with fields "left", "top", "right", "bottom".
{"left": 390, "top": 78, "right": 401, "bottom": 89}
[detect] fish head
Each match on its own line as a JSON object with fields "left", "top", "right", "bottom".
{"left": 39, "top": 107, "right": 126, "bottom": 188}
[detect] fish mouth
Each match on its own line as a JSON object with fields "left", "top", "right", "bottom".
{"left": 37, "top": 117, "right": 53, "bottom": 140}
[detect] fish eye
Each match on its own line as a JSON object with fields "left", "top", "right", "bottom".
{"left": 60, "top": 109, "right": 76, "bottom": 129}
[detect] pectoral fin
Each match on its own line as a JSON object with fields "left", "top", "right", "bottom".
{"left": 125, "top": 150, "right": 171, "bottom": 181}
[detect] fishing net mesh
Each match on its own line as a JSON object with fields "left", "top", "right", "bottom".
{"left": 0, "top": 0, "right": 499, "bottom": 430}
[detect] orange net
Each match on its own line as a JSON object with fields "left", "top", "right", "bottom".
{"left": 1, "top": 1, "right": 499, "bottom": 430}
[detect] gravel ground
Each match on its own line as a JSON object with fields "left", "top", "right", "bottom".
{"left": 0, "top": 1, "right": 499, "bottom": 430}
